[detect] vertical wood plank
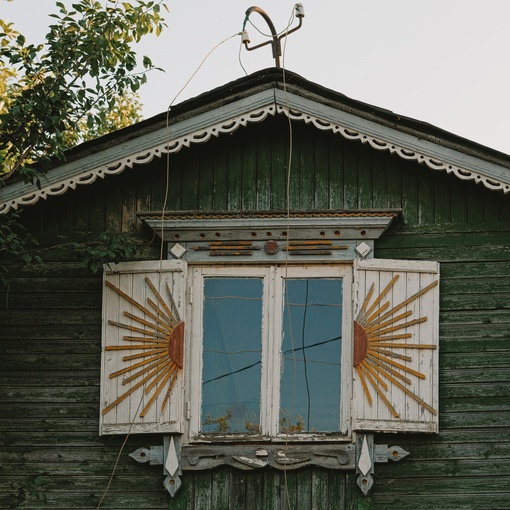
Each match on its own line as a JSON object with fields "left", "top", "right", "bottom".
{"left": 120, "top": 168, "right": 137, "bottom": 233}
{"left": 386, "top": 157, "right": 403, "bottom": 212}
{"left": 227, "top": 142, "right": 243, "bottom": 211}
{"left": 105, "top": 172, "right": 123, "bottom": 231}
{"left": 198, "top": 147, "right": 214, "bottom": 211}
{"left": 449, "top": 173, "right": 468, "bottom": 224}
{"left": 242, "top": 137, "right": 258, "bottom": 211}
{"left": 181, "top": 152, "right": 200, "bottom": 211}
{"left": 328, "top": 471, "right": 347, "bottom": 510}
{"left": 210, "top": 467, "right": 229, "bottom": 508}
{"left": 246, "top": 470, "right": 265, "bottom": 510}
{"left": 357, "top": 148, "right": 373, "bottom": 210}
{"left": 270, "top": 123, "right": 288, "bottom": 210}
{"left": 263, "top": 469, "right": 282, "bottom": 510}
{"left": 298, "top": 127, "right": 315, "bottom": 210}
{"left": 296, "top": 468, "right": 312, "bottom": 509}
{"left": 311, "top": 469, "right": 328, "bottom": 510}
{"left": 343, "top": 145, "right": 358, "bottom": 210}
{"left": 193, "top": 471, "right": 213, "bottom": 510}
{"left": 280, "top": 470, "right": 297, "bottom": 510}
{"left": 288, "top": 122, "right": 301, "bottom": 211}
{"left": 416, "top": 165, "right": 434, "bottom": 225}
{"left": 171, "top": 470, "right": 195, "bottom": 510}
{"left": 433, "top": 171, "right": 452, "bottom": 225}
{"left": 229, "top": 469, "right": 247, "bottom": 509}
{"left": 482, "top": 187, "right": 501, "bottom": 224}
{"left": 314, "top": 133, "right": 330, "bottom": 210}
{"left": 212, "top": 148, "right": 228, "bottom": 211}
{"left": 329, "top": 138, "right": 345, "bottom": 210}
{"left": 371, "top": 154, "right": 388, "bottom": 210}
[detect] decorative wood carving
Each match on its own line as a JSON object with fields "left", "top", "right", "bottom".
{"left": 102, "top": 276, "right": 184, "bottom": 419}
{"left": 130, "top": 436, "right": 409, "bottom": 497}
{"left": 354, "top": 274, "right": 438, "bottom": 418}
{"left": 4, "top": 91, "right": 508, "bottom": 215}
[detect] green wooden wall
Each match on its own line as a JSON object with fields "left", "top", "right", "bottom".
{"left": 1, "top": 116, "right": 509, "bottom": 509}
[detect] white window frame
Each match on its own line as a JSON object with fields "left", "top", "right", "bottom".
{"left": 185, "top": 263, "right": 353, "bottom": 443}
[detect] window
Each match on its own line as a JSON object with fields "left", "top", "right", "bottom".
{"left": 100, "top": 213, "right": 439, "bottom": 440}
{"left": 187, "top": 265, "right": 352, "bottom": 441}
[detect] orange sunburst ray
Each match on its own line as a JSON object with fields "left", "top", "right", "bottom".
{"left": 105, "top": 358, "right": 174, "bottom": 416}
{"left": 364, "top": 301, "right": 390, "bottom": 324}
{"left": 106, "top": 280, "right": 168, "bottom": 326}
{"left": 109, "top": 352, "right": 168, "bottom": 379}
{"left": 161, "top": 374, "right": 179, "bottom": 414}
{"left": 146, "top": 297, "right": 178, "bottom": 328}
{"left": 369, "top": 361, "right": 437, "bottom": 416}
{"left": 361, "top": 359, "right": 389, "bottom": 391}
{"left": 369, "top": 347, "right": 412, "bottom": 362}
{"left": 366, "top": 317, "right": 427, "bottom": 337}
{"left": 368, "top": 333, "right": 413, "bottom": 342}
{"left": 107, "top": 320, "right": 167, "bottom": 339}
{"left": 122, "top": 347, "right": 167, "bottom": 362}
{"left": 121, "top": 336, "right": 168, "bottom": 343}
{"left": 366, "top": 354, "right": 412, "bottom": 385}
{"left": 365, "top": 310, "right": 413, "bottom": 333}
{"left": 355, "top": 283, "right": 375, "bottom": 325}
{"left": 123, "top": 310, "right": 173, "bottom": 335}
{"left": 106, "top": 343, "right": 168, "bottom": 350}
{"left": 166, "top": 282, "right": 182, "bottom": 322}
{"left": 144, "top": 361, "right": 177, "bottom": 395}
{"left": 375, "top": 280, "right": 438, "bottom": 325}
{"left": 102, "top": 366, "right": 157, "bottom": 415}
{"left": 358, "top": 275, "right": 399, "bottom": 324}
{"left": 370, "top": 342, "right": 437, "bottom": 350}
{"left": 368, "top": 351, "right": 426, "bottom": 380}
{"left": 355, "top": 365, "right": 373, "bottom": 405}
{"left": 122, "top": 358, "right": 170, "bottom": 385}
{"left": 140, "top": 365, "right": 178, "bottom": 417}
{"left": 145, "top": 277, "right": 179, "bottom": 324}
{"left": 361, "top": 363, "right": 399, "bottom": 417}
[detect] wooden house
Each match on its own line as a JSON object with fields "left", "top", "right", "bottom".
{"left": 1, "top": 68, "right": 509, "bottom": 509}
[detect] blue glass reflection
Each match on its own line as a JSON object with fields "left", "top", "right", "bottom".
{"left": 201, "top": 278, "right": 263, "bottom": 434}
{"left": 280, "top": 278, "right": 343, "bottom": 433}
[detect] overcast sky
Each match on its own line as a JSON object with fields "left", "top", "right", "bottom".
{"left": 3, "top": 0, "right": 510, "bottom": 154}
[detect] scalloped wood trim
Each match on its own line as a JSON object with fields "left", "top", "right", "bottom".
{"left": 2, "top": 97, "right": 508, "bottom": 214}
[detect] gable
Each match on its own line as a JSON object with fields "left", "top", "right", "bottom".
{"left": 1, "top": 70, "right": 510, "bottom": 215}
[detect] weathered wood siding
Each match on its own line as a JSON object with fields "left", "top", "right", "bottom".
{"left": 1, "top": 116, "right": 509, "bottom": 509}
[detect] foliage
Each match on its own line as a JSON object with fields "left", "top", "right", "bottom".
{"left": 0, "top": 0, "right": 167, "bottom": 281}
{"left": 62, "top": 89, "right": 143, "bottom": 147}
{"left": 0, "top": 0, "right": 167, "bottom": 184}
{"left": 61, "top": 233, "right": 139, "bottom": 273}
{"left": 0, "top": 212, "right": 41, "bottom": 283}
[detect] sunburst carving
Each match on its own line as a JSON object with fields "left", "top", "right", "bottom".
{"left": 354, "top": 275, "right": 438, "bottom": 418}
{"left": 102, "top": 277, "right": 184, "bottom": 419}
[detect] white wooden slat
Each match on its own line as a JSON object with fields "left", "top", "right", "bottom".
{"left": 100, "top": 260, "right": 187, "bottom": 435}
{"left": 352, "top": 259, "right": 440, "bottom": 434}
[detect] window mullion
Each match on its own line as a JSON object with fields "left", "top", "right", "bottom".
{"left": 268, "top": 266, "right": 285, "bottom": 437}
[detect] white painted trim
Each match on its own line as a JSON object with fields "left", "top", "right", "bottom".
{"left": 3, "top": 86, "right": 509, "bottom": 214}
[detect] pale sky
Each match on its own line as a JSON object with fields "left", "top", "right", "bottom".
{"left": 3, "top": 0, "right": 510, "bottom": 154}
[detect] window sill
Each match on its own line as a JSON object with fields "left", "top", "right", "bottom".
{"left": 181, "top": 442, "right": 356, "bottom": 471}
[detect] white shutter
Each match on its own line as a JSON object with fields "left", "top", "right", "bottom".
{"left": 100, "top": 260, "right": 187, "bottom": 435}
{"left": 352, "top": 259, "right": 439, "bottom": 433}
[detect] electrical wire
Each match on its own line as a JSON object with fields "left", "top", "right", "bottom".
{"left": 238, "top": 39, "right": 248, "bottom": 76}
{"left": 280, "top": 7, "right": 297, "bottom": 510}
{"left": 168, "top": 33, "right": 241, "bottom": 109}
{"left": 98, "top": 31, "right": 241, "bottom": 507}
{"left": 96, "top": 393, "right": 146, "bottom": 509}
{"left": 301, "top": 280, "right": 311, "bottom": 430}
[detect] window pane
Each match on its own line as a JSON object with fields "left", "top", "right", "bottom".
{"left": 280, "top": 278, "right": 343, "bottom": 433}
{"left": 201, "top": 278, "right": 263, "bottom": 434}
